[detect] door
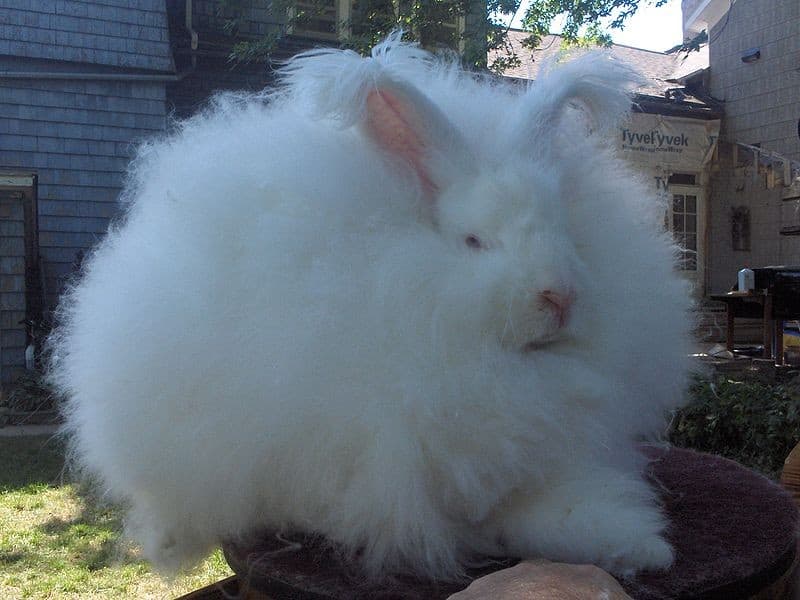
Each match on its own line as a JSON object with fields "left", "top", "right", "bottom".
{"left": 668, "top": 184, "right": 706, "bottom": 294}
{"left": 0, "top": 173, "right": 40, "bottom": 382}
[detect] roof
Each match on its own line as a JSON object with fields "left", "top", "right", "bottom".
{"left": 671, "top": 44, "right": 709, "bottom": 81}
{"left": 491, "top": 31, "right": 718, "bottom": 118}
{"left": 0, "top": 0, "right": 174, "bottom": 72}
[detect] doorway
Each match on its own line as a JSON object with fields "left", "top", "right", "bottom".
{"left": 668, "top": 182, "right": 706, "bottom": 295}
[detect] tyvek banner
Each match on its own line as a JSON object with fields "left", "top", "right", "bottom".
{"left": 619, "top": 113, "right": 720, "bottom": 169}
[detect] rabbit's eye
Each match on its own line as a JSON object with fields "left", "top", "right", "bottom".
{"left": 465, "top": 235, "right": 483, "bottom": 250}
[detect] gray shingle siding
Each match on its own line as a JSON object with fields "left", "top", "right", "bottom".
{"left": 0, "top": 77, "right": 166, "bottom": 311}
{"left": 25, "top": 121, "right": 156, "bottom": 143}
{"left": 0, "top": 193, "right": 29, "bottom": 381}
{"left": 0, "top": 73, "right": 167, "bottom": 99}
{"left": 0, "top": 221, "right": 24, "bottom": 237}
{"left": 1, "top": 1, "right": 329, "bottom": 381}
{"left": 39, "top": 194, "right": 125, "bottom": 211}
{"left": 0, "top": 0, "right": 174, "bottom": 71}
{"left": 706, "top": 0, "right": 800, "bottom": 294}
{"left": 2, "top": 329, "right": 27, "bottom": 349}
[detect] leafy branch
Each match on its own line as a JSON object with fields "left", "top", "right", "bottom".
{"left": 209, "top": 0, "right": 678, "bottom": 72}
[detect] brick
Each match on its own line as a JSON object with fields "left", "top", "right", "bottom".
{"left": 0, "top": 256, "right": 25, "bottom": 275}
{"left": 39, "top": 230, "right": 104, "bottom": 248}
{"left": 0, "top": 222, "right": 24, "bottom": 236}
{"left": 39, "top": 191, "right": 122, "bottom": 209}
{"left": 0, "top": 135, "right": 36, "bottom": 152}
{"left": 57, "top": 1, "right": 89, "bottom": 18}
{"left": 0, "top": 203, "right": 24, "bottom": 221}
{"left": 41, "top": 246, "right": 92, "bottom": 263}
{"left": 0, "top": 276, "right": 25, "bottom": 294}
{"left": 2, "top": 348, "right": 26, "bottom": 371}
{"left": 0, "top": 237, "right": 26, "bottom": 256}
{"left": 1, "top": 328, "right": 27, "bottom": 349}
{"left": 0, "top": 293, "right": 26, "bottom": 311}
{"left": 0, "top": 310, "right": 27, "bottom": 330}
{"left": 39, "top": 215, "right": 110, "bottom": 234}
{"left": 35, "top": 137, "right": 65, "bottom": 153}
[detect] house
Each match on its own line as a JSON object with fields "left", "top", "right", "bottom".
{"left": 6, "top": 1, "right": 791, "bottom": 382}
{"left": 0, "top": 1, "right": 175, "bottom": 382}
{"left": 164, "top": 0, "right": 301, "bottom": 119}
{"left": 0, "top": 0, "right": 380, "bottom": 383}
{"left": 682, "top": 0, "right": 800, "bottom": 296}
{"left": 164, "top": 0, "right": 487, "bottom": 117}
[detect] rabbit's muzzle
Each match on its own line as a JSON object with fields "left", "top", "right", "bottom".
{"left": 538, "top": 289, "right": 575, "bottom": 330}
{"left": 504, "top": 287, "right": 575, "bottom": 353}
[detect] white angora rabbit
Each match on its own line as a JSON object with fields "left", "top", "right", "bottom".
{"left": 48, "top": 33, "right": 692, "bottom": 581}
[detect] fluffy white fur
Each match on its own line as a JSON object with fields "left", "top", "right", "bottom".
{"left": 48, "top": 33, "right": 692, "bottom": 582}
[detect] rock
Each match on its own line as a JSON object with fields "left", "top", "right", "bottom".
{"left": 447, "top": 560, "right": 632, "bottom": 600}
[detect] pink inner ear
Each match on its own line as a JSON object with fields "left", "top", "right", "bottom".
{"left": 365, "top": 89, "right": 438, "bottom": 199}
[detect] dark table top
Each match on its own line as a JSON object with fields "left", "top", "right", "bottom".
{"left": 224, "top": 447, "right": 799, "bottom": 600}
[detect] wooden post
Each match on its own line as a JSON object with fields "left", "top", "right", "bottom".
{"left": 763, "top": 293, "right": 773, "bottom": 360}
{"left": 776, "top": 319, "right": 784, "bottom": 366}
{"left": 726, "top": 304, "right": 735, "bottom": 353}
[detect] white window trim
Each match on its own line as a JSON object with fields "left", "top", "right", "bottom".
{"left": 669, "top": 181, "right": 707, "bottom": 295}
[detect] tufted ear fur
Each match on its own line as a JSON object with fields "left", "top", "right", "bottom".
{"left": 276, "top": 32, "right": 432, "bottom": 128}
{"left": 278, "top": 32, "right": 475, "bottom": 205}
{"left": 507, "top": 52, "right": 643, "bottom": 153}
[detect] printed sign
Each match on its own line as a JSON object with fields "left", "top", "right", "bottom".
{"left": 619, "top": 113, "right": 720, "bottom": 170}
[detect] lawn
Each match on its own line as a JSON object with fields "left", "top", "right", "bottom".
{"left": 0, "top": 435, "right": 232, "bottom": 599}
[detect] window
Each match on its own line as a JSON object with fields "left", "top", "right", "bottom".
{"left": 731, "top": 206, "right": 751, "bottom": 251}
{"left": 672, "top": 193, "right": 698, "bottom": 270}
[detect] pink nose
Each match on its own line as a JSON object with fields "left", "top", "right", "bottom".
{"left": 538, "top": 289, "right": 575, "bottom": 328}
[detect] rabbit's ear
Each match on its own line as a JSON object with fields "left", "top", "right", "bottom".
{"left": 508, "top": 53, "right": 642, "bottom": 151}
{"left": 278, "top": 34, "right": 473, "bottom": 205}
{"left": 363, "top": 83, "right": 468, "bottom": 201}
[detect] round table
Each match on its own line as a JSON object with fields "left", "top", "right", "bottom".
{"left": 224, "top": 447, "right": 799, "bottom": 599}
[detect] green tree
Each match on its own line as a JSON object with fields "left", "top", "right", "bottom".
{"left": 216, "top": 0, "right": 679, "bottom": 72}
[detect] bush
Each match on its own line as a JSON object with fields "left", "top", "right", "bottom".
{"left": 1, "top": 372, "right": 59, "bottom": 413}
{"left": 668, "top": 373, "right": 800, "bottom": 479}
{"left": 0, "top": 372, "right": 61, "bottom": 426}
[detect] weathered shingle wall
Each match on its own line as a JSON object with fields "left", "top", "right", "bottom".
{"left": 0, "top": 0, "right": 174, "bottom": 321}
{"left": 706, "top": 0, "right": 800, "bottom": 294}
{"left": 708, "top": 0, "right": 799, "bottom": 159}
{"left": 0, "top": 78, "right": 167, "bottom": 308}
{"left": 0, "top": 191, "right": 29, "bottom": 382}
{"left": 3, "top": 1, "right": 335, "bottom": 380}
{"left": 0, "top": 0, "right": 174, "bottom": 71}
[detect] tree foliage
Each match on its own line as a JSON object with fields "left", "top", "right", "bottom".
{"left": 215, "top": 0, "right": 676, "bottom": 72}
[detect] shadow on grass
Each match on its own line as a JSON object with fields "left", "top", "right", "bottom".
{"left": 37, "top": 470, "right": 134, "bottom": 572}
{"left": 0, "top": 435, "right": 232, "bottom": 597}
{"left": 0, "top": 550, "right": 25, "bottom": 565}
{"left": 0, "top": 434, "right": 136, "bottom": 573}
{"left": 39, "top": 513, "right": 125, "bottom": 571}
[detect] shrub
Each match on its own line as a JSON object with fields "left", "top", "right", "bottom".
{"left": 668, "top": 373, "right": 800, "bottom": 479}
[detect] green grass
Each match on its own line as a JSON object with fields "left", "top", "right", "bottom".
{"left": 0, "top": 435, "right": 232, "bottom": 599}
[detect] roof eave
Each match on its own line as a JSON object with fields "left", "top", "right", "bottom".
{"left": 633, "top": 93, "right": 723, "bottom": 120}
